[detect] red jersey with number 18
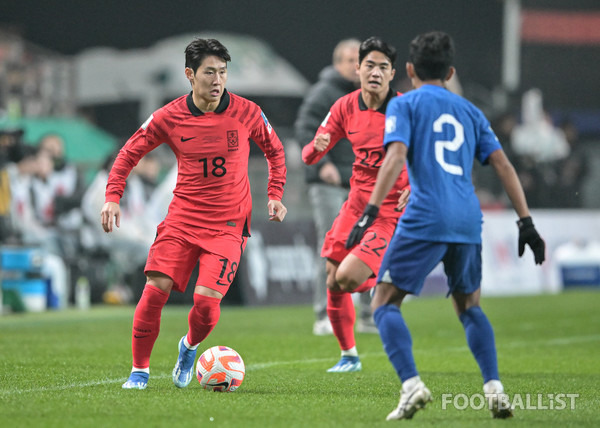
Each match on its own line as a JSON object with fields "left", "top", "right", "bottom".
{"left": 105, "top": 90, "right": 286, "bottom": 236}
{"left": 302, "top": 89, "right": 409, "bottom": 218}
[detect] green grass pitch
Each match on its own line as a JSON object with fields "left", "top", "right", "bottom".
{"left": 1, "top": 289, "right": 598, "bottom": 427}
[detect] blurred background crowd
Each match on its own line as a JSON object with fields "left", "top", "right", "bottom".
{"left": 1, "top": 0, "right": 599, "bottom": 309}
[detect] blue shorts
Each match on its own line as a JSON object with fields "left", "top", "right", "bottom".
{"left": 377, "top": 234, "right": 481, "bottom": 296}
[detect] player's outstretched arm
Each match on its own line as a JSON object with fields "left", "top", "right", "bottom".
{"left": 488, "top": 149, "right": 545, "bottom": 264}
{"left": 368, "top": 141, "right": 407, "bottom": 208}
{"left": 268, "top": 199, "right": 287, "bottom": 222}
{"left": 488, "top": 150, "right": 529, "bottom": 218}
{"left": 302, "top": 133, "right": 334, "bottom": 165}
{"left": 100, "top": 201, "right": 121, "bottom": 233}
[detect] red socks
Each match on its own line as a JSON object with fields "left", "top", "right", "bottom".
{"left": 131, "top": 285, "right": 169, "bottom": 369}
{"left": 352, "top": 276, "right": 376, "bottom": 294}
{"left": 130, "top": 288, "right": 221, "bottom": 369}
{"left": 186, "top": 294, "right": 221, "bottom": 346}
{"left": 326, "top": 276, "right": 374, "bottom": 351}
{"left": 327, "top": 289, "right": 356, "bottom": 351}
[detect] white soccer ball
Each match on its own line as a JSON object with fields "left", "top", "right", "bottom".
{"left": 196, "top": 345, "right": 245, "bottom": 392}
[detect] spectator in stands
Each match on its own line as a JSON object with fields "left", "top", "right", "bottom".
{"left": 4, "top": 144, "right": 69, "bottom": 307}
{"left": 5, "top": 145, "right": 53, "bottom": 243}
{"left": 32, "top": 133, "right": 84, "bottom": 227}
{"left": 511, "top": 89, "right": 570, "bottom": 163}
{"left": 81, "top": 149, "right": 161, "bottom": 303}
{"left": 509, "top": 90, "right": 572, "bottom": 208}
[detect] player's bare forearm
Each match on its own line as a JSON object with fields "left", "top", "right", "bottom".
{"left": 369, "top": 141, "right": 407, "bottom": 207}
{"left": 489, "top": 150, "right": 530, "bottom": 218}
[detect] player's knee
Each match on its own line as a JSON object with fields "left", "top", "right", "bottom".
{"left": 452, "top": 290, "right": 481, "bottom": 314}
{"left": 372, "top": 282, "right": 406, "bottom": 309}
{"left": 326, "top": 274, "right": 342, "bottom": 292}
{"left": 145, "top": 271, "right": 174, "bottom": 293}
{"left": 335, "top": 271, "right": 358, "bottom": 292}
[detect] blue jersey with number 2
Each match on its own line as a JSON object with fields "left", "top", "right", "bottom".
{"left": 384, "top": 85, "right": 501, "bottom": 243}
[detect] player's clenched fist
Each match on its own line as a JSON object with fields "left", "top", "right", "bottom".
{"left": 313, "top": 133, "right": 331, "bottom": 152}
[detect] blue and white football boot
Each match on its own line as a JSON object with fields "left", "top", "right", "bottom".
{"left": 122, "top": 371, "right": 149, "bottom": 390}
{"left": 172, "top": 336, "right": 197, "bottom": 388}
{"left": 326, "top": 356, "right": 362, "bottom": 373}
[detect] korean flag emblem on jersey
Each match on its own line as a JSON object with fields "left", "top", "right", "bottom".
{"left": 260, "top": 111, "right": 273, "bottom": 134}
{"left": 385, "top": 115, "right": 397, "bottom": 134}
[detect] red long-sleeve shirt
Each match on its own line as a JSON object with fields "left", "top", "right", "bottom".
{"left": 105, "top": 90, "right": 286, "bottom": 236}
{"left": 302, "top": 89, "right": 408, "bottom": 218}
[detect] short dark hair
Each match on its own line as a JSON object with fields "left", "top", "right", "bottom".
{"left": 359, "top": 37, "right": 397, "bottom": 66}
{"left": 409, "top": 31, "right": 454, "bottom": 81}
{"left": 184, "top": 38, "right": 231, "bottom": 72}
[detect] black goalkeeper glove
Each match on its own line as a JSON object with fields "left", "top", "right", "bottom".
{"left": 345, "top": 204, "right": 379, "bottom": 249}
{"left": 517, "top": 216, "right": 545, "bottom": 265}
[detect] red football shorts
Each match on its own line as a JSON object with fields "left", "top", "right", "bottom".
{"left": 144, "top": 221, "right": 247, "bottom": 295}
{"left": 321, "top": 200, "right": 398, "bottom": 275}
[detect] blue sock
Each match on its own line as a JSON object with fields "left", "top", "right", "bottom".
{"left": 374, "top": 304, "right": 418, "bottom": 382}
{"left": 459, "top": 306, "right": 499, "bottom": 382}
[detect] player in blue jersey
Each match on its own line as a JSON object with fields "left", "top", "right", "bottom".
{"left": 346, "top": 31, "right": 545, "bottom": 420}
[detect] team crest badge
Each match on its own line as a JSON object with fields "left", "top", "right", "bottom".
{"left": 227, "top": 130, "right": 239, "bottom": 151}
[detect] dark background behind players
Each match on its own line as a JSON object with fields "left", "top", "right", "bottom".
{"left": 3, "top": 0, "right": 599, "bottom": 117}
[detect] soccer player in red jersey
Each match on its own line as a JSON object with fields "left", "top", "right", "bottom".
{"left": 302, "top": 37, "right": 410, "bottom": 373}
{"left": 100, "top": 38, "right": 287, "bottom": 390}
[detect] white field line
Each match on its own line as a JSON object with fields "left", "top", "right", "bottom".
{"left": 1, "top": 334, "right": 598, "bottom": 396}
{"left": 0, "top": 358, "right": 338, "bottom": 396}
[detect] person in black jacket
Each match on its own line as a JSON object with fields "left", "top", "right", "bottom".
{"left": 295, "top": 39, "right": 378, "bottom": 335}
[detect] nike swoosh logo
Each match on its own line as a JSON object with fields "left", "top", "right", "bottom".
{"left": 212, "top": 381, "right": 230, "bottom": 388}
{"left": 180, "top": 136, "right": 196, "bottom": 142}
{"left": 134, "top": 335, "right": 150, "bottom": 339}
{"left": 357, "top": 216, "right": 369, "bottom": 227}
{"left": 348, "top": 131, "right": 359, "bottom": 134}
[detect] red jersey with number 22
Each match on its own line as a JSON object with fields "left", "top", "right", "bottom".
{"left": 302, "top": 89, "right": 409, "bottom": 218}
